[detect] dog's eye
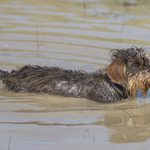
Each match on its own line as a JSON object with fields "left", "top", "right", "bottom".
{"left": 134, "top": 63, "right": 140, "bottom": 67}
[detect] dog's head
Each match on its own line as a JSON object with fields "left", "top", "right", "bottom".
{"left": 107, "top": 47, "right": 150, "bottom": 98}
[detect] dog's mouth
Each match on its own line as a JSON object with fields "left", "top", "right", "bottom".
{"left": 127, "top": 69, "right": 150, "bottom": 98}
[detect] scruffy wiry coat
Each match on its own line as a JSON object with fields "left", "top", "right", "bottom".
{"left": 1, "top": 66, "right": 121, "bottom": 102}
{"left": 0, "top": 47, "right": 150, "bottom": 103}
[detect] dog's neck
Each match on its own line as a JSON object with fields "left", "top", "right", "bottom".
{"left": 105, "top": 75, "right": 126, "bottom": 98}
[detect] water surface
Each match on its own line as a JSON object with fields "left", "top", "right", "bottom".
{"left": 1, "top": 0, "right": 150, "bottom": 149}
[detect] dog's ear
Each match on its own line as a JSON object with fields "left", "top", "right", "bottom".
{"left": 107, "top": 58, "right": 127, "bottom": 86}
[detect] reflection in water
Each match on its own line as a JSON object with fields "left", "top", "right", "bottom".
{"left": 1, "top": 88, "right": 150, "bottom": 144}
{"left": 97, "top": 106, "right": 150, "bottom": 143}
{"left": 1, "top": 0, "right": 150, "bottom": 149}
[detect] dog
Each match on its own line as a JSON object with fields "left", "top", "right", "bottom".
{"left": 0, "top": 47, "right": 150, "bottom": 103}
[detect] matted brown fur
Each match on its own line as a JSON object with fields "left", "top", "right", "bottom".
{"left": 0, "top": 47, "right": 150, "bottom": 103}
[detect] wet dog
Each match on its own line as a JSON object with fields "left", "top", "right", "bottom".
{"left": 0, "top": 47, "right": 150, "bottom": 102}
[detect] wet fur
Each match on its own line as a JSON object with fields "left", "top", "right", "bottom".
{"left": 0, "top": 47, "right": 150, "bottom": 103}
{"left": 2, "top": 66, "right": 121, "bottom": 102}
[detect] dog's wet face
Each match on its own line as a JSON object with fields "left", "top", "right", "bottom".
{"left": 109, "top": 47, "right": 150, "bottom": 98}
{"left": 125, "top": 48, "right": 150, "bottom": 77}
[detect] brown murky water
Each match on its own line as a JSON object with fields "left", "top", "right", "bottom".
{"left": 1, "top": 0, "right": 150, "bottom": 149}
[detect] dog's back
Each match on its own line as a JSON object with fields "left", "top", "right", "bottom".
{"left": 0, "top": 65, "right": 121, "bottom": 103}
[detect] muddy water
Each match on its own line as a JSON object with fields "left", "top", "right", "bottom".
{"left": 1, "top": 0, "right": 150, "bottom": 149}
